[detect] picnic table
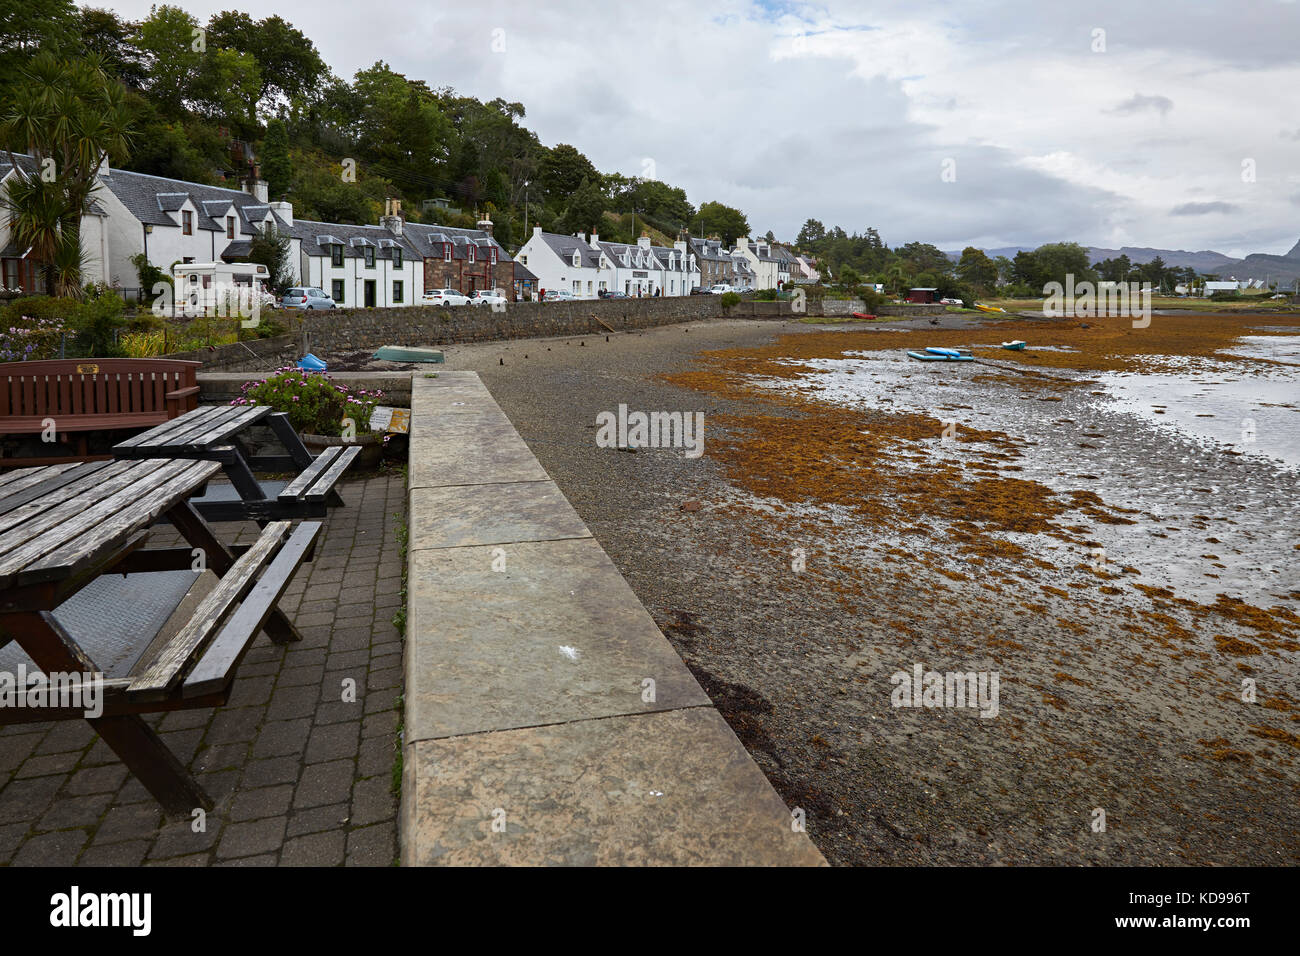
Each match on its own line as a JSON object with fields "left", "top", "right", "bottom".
{"left": 0, "top": 458, "right": 319, "bottom": 814}
{"left": 113, "top": 404, "right": 359, "bottom": 522}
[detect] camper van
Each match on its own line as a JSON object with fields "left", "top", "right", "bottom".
{"left": 170, "top": 262, "right": 277, "bottom": 317}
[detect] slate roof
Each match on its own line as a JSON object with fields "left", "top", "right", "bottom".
{"left": 403, "top": 221, "right": 510, "bottom": 264}
{"left": 91, "top": 165, "right": 291, "bottom": 235}
{"left": 535, "top": 231, "right": 602, "bottom": 268}
{"left": 289, "top": 220, "right": 420, "bottom": 262}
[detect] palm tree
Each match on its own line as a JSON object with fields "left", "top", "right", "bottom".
{"left": 885, "top": 262, "right": 908, "bottom": 296}
{"left": 2, "top": 51, "right": 132, "bottom": 298}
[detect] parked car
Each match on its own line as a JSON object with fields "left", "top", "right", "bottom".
{"left": 690, "top": 286, "right": 713, "bottom": 295}
{"left": 708, "top": 284, "right": 736, "bottom": 295}
{"left": 468, "top": 289, "right": 508, "bottom": 307}
{"left": 543, "top": 289, "right": 575, "bottom": 302}
{"left": 423, "top": 288, "right": 470, "bottom": 306}
{"left": 281, "top": 287, "right": 336, "bottom": 310}
{"left": 598, "top": 290, "right": 628, "bottom": 299}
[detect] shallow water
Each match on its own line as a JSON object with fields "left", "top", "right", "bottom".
{"left": 748, "top": 344, "right": 1299, "bottom": 606}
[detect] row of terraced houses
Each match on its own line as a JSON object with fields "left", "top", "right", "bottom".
{"left": 1, "top": 155, "right": 818, "bottom": 304}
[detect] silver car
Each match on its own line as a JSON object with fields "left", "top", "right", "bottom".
{"left": 282, "top": 287, "right": 336, "bottom": 310}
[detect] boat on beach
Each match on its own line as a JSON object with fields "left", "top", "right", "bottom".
{"left": 1001, "top": 340, "right": 1027, "bottom": 350}
{"left": 908, "top": 348, "right": 974, "bottom": 362}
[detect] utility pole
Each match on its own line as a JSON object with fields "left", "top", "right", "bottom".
{"left": 523, "top": 180, "right": 530, "bottom": 238}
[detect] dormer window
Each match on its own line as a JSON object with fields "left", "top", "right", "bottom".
{"left": 572, "top": 251, "right": 580, "bottom": 267}
{"left": 364, "top": 247, "right": 375, "bottom": 268}
{"left": 331, "top": 244, "right": 344, "bottom": 268}
{"left": 469, "top": 245, "right": 476, "bottom": 263}
{"left": 393, "top": 248, "right": 403, "bottom": 268}
{"left": 444, "top": 243, "right": 451, "bottom": 262}
{"left": 226, "top": 216, "right": 235, "bottom": 239}
{"left": 182, "top": 211, "right": 193, "bottom": 235}
{"left": 489, "top": 247, "right": 497, "bottom": 264}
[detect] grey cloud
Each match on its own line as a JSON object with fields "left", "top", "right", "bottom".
{"left": 1108, "top": 93, "right": 1174, "bottom": 116}
{"left": 1171, "top": 201, "right": 1239, "bottom": 215}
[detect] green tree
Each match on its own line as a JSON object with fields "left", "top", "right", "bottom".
{"left": 796, "top": 218, "right": 826, "bottom": 246}
{"left": 560, "top": 176, "right": 605, "bottom": 235}
{"left": 1032, "top": 241, "right": 1096, "bottom": 288}
{"left": 248, "top": 223, "right": 293, "bottom": 292}
{"left": 137, "top": 5, "right": 204, "bottom": 117}
{"left": 0, "top": 0, "right": 78, "bottom": 93}
{"left": 696, "top": 200, "right": 749, "bottom": 245}
{"left": 2, "top": 51, "right": 132, "bottom": 297}
{"left": 261, "top": 118, "right": 292, "bottom": 198}
{"left": 540, "top": 143, "right": 598, "bottom": 200}
{"left": 956, "top": 247, "right": 998, "bottom": 292}
{"left": 205, "top": 12, "right": 327, "bottom": 121}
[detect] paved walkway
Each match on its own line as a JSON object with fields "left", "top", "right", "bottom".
{"left": 0, "top": 473, "right": 405, "bottom": 866}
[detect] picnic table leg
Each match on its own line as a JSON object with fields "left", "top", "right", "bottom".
{"left": 2, "top": 611, "right": 212, "bottom": 816}
{"left": 92, "top": 715, "right": 213, "bottom": 815}
{"left": 165, "top": 500, "right": 303, "bottom": 646}
{"left": 266, "top": 412, "right": 345, "bottom": 507}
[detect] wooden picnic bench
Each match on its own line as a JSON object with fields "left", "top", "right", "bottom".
{"left": 0, "top": 458, "right": 319, "bottom": 814}
{"left": 114, "top": 404, "right": 360, "bottom": 522}
{"left": 0, "top": 359, "right": 201, "bottom": 467}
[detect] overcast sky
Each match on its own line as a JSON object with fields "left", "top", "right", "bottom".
{"left": 109, "top": 0, "right": 1300, "bottom": 256}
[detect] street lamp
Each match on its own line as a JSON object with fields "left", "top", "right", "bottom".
{"left": 523, "top": 180, "right": 530, "bottom": 237}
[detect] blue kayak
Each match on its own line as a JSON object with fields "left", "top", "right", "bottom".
{"left": 908, "top": 350, "right": 973, "bottom": 362}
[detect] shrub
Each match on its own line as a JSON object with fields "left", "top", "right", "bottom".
{"left": 120, "top": 329, "right": 166, "bottom": 357}
{"left": 752, "top": 288, "right": 778, "bottom": 301}
{"left": 0, "top": 315, "right": 68, "bottom": 361}
{"left": 71, "top": 287, "right": 126, "bottom": 357}
{"left": 858, "top": 288, "right": 888, "bottom": 312}
{"left": 720, "top": 291, "right": 741, "bottom": 311}
{"left": 237, "top": 367, "right": 384, "bottom": 437}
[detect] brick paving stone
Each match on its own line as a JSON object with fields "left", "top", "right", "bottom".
{"left": 305, "top": 722, "right": 362, "bottom": 765}
{"left": 294, "top": 759, "right": 355, "bottom": 809}
{"left": 250, "top": 718, "right": 312, "bottom": 759}
{"left": 345, "top": 823, "right": 395, "bottom": 867}
{"left": 35, "top": 792, "right": 115, "bottom": 831}
{"left": 64, "top": 764, "right": 128, "bottom": 796}
{"left": 280, "top": 829, "right": 347, "bottom": 866}
{"left": 286, "top": 803, "right": 350, "bottom": 838}
{"left": 0, "top": 474, "right": 405, "bottom": 867}
{"left": 78, "top": 840, "right": 151, "bottom": 866}
{"left": 217, "top": 817, "right": 286, "bottom": 860}
{"left": 350, "top": 776, "right": 395, "bottom": 828}
{"left": 11, "top": 828, "right": 88, "bottom": 866}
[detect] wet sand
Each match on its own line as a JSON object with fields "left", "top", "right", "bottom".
{"left": 424, "top": 314, "right": 1299, "bottom": 866}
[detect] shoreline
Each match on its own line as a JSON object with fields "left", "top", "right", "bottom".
{"left": 433, "top": 316, "right": 1299, "bottom": 865}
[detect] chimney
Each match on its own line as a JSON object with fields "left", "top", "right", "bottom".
{"left": 575, "top": 232, "right": 586, "bottom": 243}
{"left": 637, "top": 235, "right": 651, "bottom": 250}
{"left": 97, "top": 155, "right": 111, "bottom": 177}
{"left": 268, "top": 200, "right": 293, "bottom": 226}
{"left": 380, "top": 197, "right": 404, "bottom": 236}
{"left": 674, "top": 238, "right": 686, "bottom": 252}
{"left": 245, "top": 179, "right": 268, "bottom": 203}
{"left": 533, "top": 225, "right": 542, "bottom": 237}
{"left": 589, "top": 233, "right": 599, "bottom": 247}
{"left": 477, "top": 215, "right": 493, "bottom": 236}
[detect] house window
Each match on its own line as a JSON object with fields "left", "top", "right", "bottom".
{"left": 364, "top": 247, "right": 375, "bottom": 268}
{"left": 444, "top": 243, "right": 451, "bottom": 262}
{"left": 331, "top": 244, "right": 344, "bottom": 268}
{"left": 392, "top": 280, "right": 404, "bottom": 303}
{"left": 489, "top": 247, "right": 497, "bottom": 264}
{"left": 182, "top": 211, "right": 193, "bottom": 235}
{"left": 393, "top": 248, "right": 402, "bottom": 268}
{"left": 332, "top": 279, "right": 345, "bottom": 303}
{"left": 469, "top": 246, "right": 476, "bottom": 263}
{"left": 226, "top": 216, "right": 235, "bottom": 239}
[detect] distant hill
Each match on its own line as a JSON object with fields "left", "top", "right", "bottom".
{"left": 946, "top": 238, "right": 1300, "bottom": 286}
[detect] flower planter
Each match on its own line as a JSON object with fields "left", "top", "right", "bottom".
{"left": 301, "top": 430, "right": 384, "bottom": 470}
